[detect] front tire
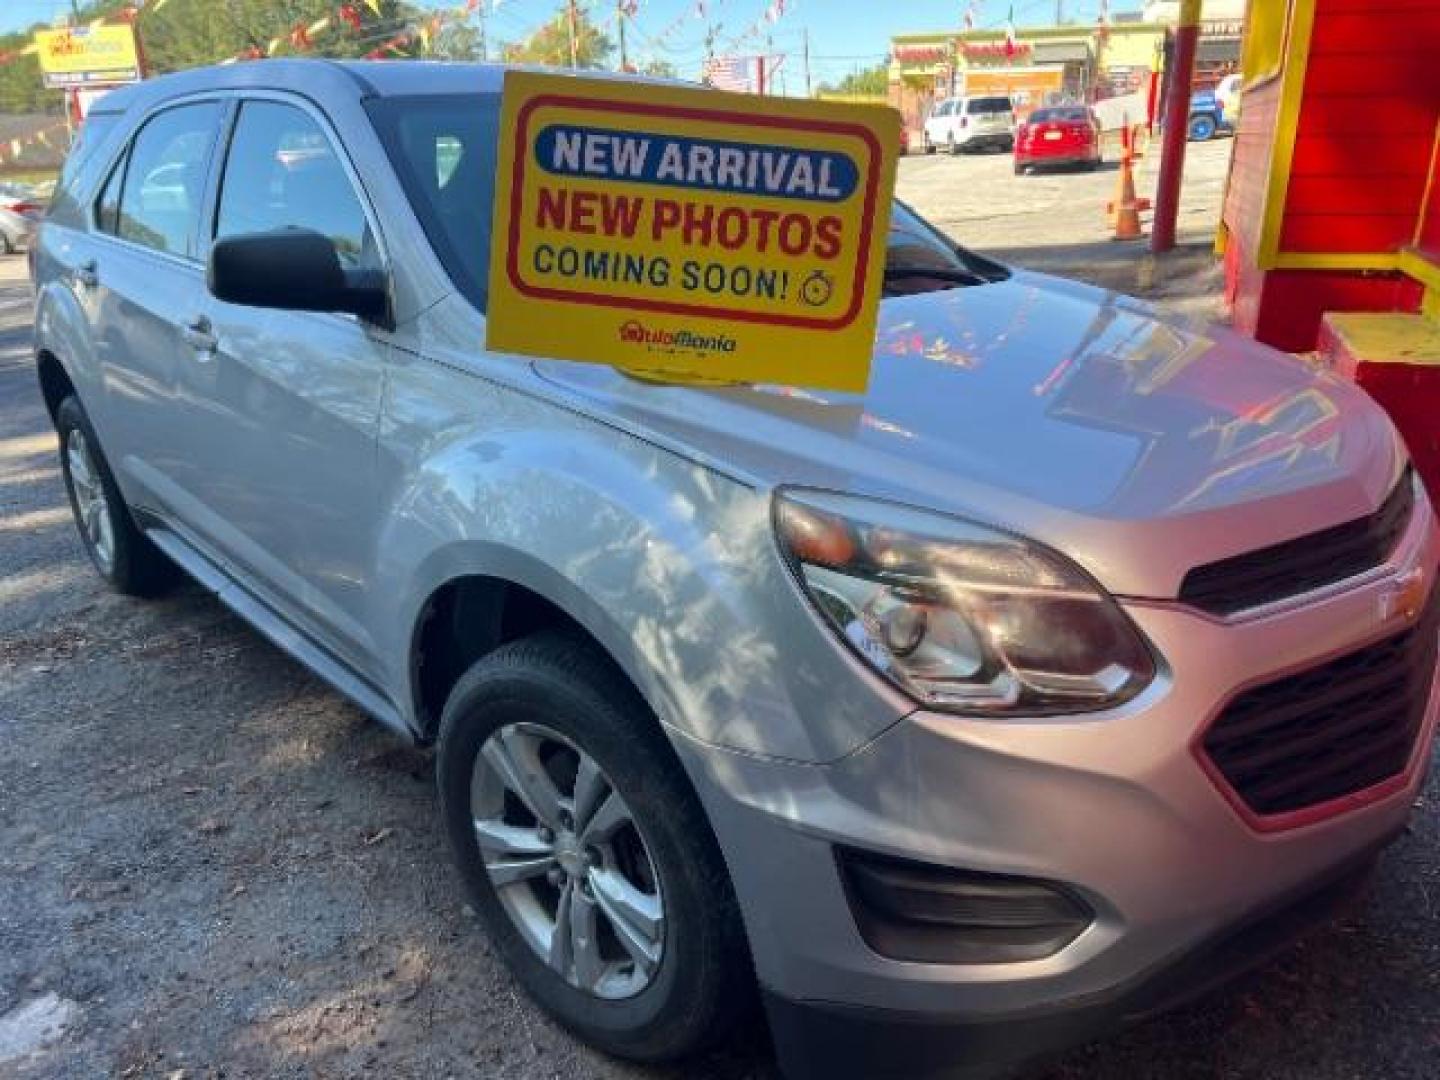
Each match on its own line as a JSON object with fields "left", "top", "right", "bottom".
{"left": 56, "top": 395, "right": 174, "bottom": 596}
{"left": 437, "top": 632, "right": 750, "bottom": 1063}
{"left": 1188, "top": 114, "right": 1217, "bottom": 141}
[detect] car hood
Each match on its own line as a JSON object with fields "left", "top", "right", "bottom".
{"left": 532, "top": 271, "right": 1403, "bottom": 599}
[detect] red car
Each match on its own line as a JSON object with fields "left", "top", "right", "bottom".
{"left": 1014, "top": 106, "right": 1103, "bottom": 174}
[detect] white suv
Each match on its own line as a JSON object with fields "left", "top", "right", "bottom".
{"left": 923, "top": 94, "right": 1016, "bottom": 154}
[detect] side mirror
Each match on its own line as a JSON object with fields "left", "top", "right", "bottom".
{"left": 207, "top": 229, "right": 391, "bottom": 327}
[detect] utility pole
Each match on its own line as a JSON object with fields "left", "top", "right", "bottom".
{"left": 566, "top": 0, "right": 580, "bottom": 68}
{"left": 1055, "top": 0, "right": 1064, "bottom": 25}
{"left": 477, "top": 0, "right": 488, "bottom": 61}
{"left": 1151, "top": 0, "right": 1200, "bottom": 252}
{"left": 802, "top": 28, "right": 812, "bottom": 97}
{"left": 616, "top": 0, "right": 629, "bottom": 71}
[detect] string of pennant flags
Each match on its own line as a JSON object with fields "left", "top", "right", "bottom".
{"left": 721, "top": 0, "right": 789, "bottom": 53}
{"left": 0, "top": 0, "right": 797, "bottom": 164}
{"left": 0, "top": 118, "right": 70, "bottom": 166}
{"left": 1, "top": 0, "right": 794, "bottom": 73}
{"left": 0, "top": 0, "right": 480, "bottom": 70}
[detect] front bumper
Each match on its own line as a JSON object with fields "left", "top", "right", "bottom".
{"left": 674, "top": 498, "right": 1439, "bottom": 1077}
{"left": 764, "top": 845, "right": 1383, "bottom": 1080}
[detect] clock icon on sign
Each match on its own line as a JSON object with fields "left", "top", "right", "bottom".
{"left": 799, "top": 270, "right": 834, "bottom": 308}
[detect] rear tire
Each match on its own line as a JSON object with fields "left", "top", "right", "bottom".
{"left": 55, "top": 395, "right": 175, "bottom": 596}
{"left": 437, "top": 632, "right": 750, "bottom": 1063}
{"left": 1188, "top": 114, "right": 1216, "bottom": 141}
{"left": 0, "top": 232, "right": 13, "bottom": 255}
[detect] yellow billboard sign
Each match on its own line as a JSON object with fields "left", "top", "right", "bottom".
{"left": 486, "top": 71, "right": 900, "bottom": 392}
{"left": 34, "top": 25, "right": 141, "bottom": 88}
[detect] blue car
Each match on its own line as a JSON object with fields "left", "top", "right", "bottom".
{"left": 1188, "top": 89, "right": 1232, "bottom": 141}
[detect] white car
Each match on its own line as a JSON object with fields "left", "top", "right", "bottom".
{"left": 0, "top": 182, "right": 44, "bottom": 254}
{"left": 1215, "top": 73, "right": 1244, "bottom": 120}
{"left": 922, "top": 94, "right": 1016, "bottom": 154}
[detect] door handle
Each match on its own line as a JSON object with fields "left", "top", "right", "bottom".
{"left": 74, "top": 259, "right": 98, "bottom": 288}
{"left": 180, "top": 315, "right": 218, "bottom": 354}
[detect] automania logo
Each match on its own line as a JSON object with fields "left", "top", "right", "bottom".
{"left": 619, "top": 320, "right": 737, "bottom": 353}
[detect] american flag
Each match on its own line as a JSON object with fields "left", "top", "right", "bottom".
{"left": 702, "top": 55, "right": 754, "bottom": 93}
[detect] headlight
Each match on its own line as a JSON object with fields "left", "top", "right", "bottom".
{"left": 774, "top": 490, "right": 1156, "bottom": 715}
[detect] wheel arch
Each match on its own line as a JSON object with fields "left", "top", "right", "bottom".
{"left": 32, "top": 278, "right": 103, "bottom": 424}
{"left": 405, "top": 545, "right": 667, "bottom": 747}
{"left": 36, "top": 347, "right": 76, "bottom": 423}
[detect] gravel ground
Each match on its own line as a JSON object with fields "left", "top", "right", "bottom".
{"left": 3, "top": 140, "right": 1440, "bottom": 1080}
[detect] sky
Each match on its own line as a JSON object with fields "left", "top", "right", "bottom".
{"left": 2, "top": 0, "right": 1145, "bottom": 88}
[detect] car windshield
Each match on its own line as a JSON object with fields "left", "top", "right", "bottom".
{"left": 967, "top": 97, "right": 1012, "bottom": 114}
{"left": 1030, "top": 107, "right": 1090, "bottom": 123}
{"left": 367, "top": 92, "right": 1005, "bottom": 311}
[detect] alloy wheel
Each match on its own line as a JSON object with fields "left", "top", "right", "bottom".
{"left": 66, "top": 427, "right": 115, "bottom": 573}
{"left": 471, "top": 721, "right": 665, "bottom": 1000}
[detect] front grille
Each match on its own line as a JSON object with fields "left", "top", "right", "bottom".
{"left": 1202, "top": 585, "right": 1439, "bottom": 819}
{"left": 1180, "top": 470, "right": 1415, "bottom": 617}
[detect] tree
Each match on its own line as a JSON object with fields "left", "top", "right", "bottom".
{"left": 637, "top": 58, "right": 678, "bottom": 78}
{"left": 502, "top": 7, "right": 613, "bottom": 69}
{"left": 0, "top": 0, "right": 429, "bottom": 116}
{"left": 139, "top": 0, "right": 422, "bottom": 70}
{"left": 818, "top": 62, "right": 889, "bottom": 98}
{"left": 430, "top": 19, "right": 487, "bottom": 61}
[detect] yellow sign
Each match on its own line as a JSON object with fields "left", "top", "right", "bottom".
{"left": 34, "top": 25, "right": 141, "bottom": 88}
{"left": 486, "top": 71, "right": 900, "bottom": 392}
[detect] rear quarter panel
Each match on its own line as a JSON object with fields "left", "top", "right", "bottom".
{"left": 34, "top": 232, "right": 105, "bottom": 424}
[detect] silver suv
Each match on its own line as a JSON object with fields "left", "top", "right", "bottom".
{"left": 32, "top": 62, "right": 1439, "bottom": 1079}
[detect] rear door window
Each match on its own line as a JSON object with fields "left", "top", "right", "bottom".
{"left": 115, "top": 102, "right": 222, "bottom": 258}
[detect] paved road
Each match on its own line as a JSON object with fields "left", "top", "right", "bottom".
{"left": 2, "top": 189, "right": 1439, "bottom": 1080}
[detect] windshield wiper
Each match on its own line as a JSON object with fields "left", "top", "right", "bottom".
{"left": 882, "top": 263, "right": 992, "bottom": 288}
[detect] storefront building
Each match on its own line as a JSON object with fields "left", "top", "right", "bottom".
{"left": 1219, "top": 0, "right": 1440, "bottom": 498}
{"left": 887, "top": 10, "right": 1240, "bottom": 137}
{"left": 888, "top": 23, "right": 1165, "bottom": 134}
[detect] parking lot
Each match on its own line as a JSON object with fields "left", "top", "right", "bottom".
{"left": 898, "top": 136, "right": 1232, "bottom": 257}
{"left": 3, "top": 139, "right": 1440, "bottom": 1080}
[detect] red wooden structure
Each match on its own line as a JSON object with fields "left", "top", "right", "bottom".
{"left": 1219, "top": 0, "right": 1440, "bottom": 495}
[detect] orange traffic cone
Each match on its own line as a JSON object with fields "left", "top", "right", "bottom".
{"left": 1107, "top": 126, "right": 1150, "bottom": 241}
{"left": 1112, "top": 155, "right": 1144, "bottom": 240}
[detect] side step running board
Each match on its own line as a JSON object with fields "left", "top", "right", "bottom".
{"left": 144, "top": 526, "right": 414, "bottom": 741}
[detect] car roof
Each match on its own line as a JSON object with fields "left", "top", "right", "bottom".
{"left": 90, "top": 59, "right": 681, "bottom": 117}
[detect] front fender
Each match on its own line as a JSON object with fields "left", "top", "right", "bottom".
{"left": 374, "top": 353, "right": 911, "bottom": 764}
